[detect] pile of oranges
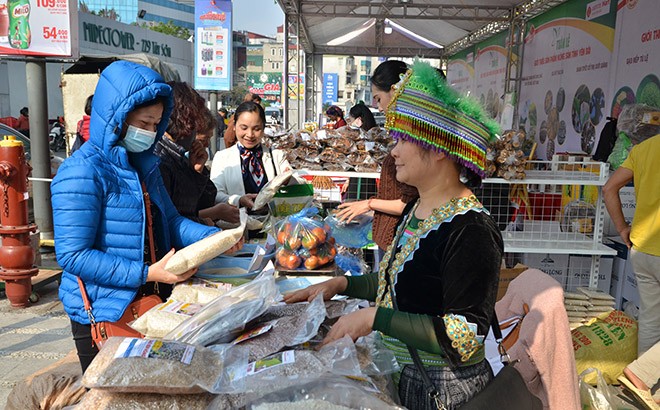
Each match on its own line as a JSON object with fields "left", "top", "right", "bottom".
{"left": 275, "top": 220, "right": 337, "bottom": 270}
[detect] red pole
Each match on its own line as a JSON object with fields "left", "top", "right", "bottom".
{"left": 0, "top": 136, "right": 39, "bottom": 307}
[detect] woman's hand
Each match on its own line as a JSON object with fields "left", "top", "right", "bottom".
{"left": 239, "top": 194, "right": 258, "bottom": 209}
{"left": 283, "top": 276, "right": 348, "bottom": 303}
{"left": 211, "top": 203, "right": 240, "bottom": 224}
{"left": 320, "top": 307, "right": 377, "bottom": 347}
{"left": 147, "top": 248, "right": 198, "bottom": 284}
{"left": 335, "top": 200, "right": 371, "bottom": 223}
{"left": 189, "top": 140, "right": 209, "bottom": 173}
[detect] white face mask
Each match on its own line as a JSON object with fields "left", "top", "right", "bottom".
{"left": 120, "top": 125, "right": 157, "bottom": 152}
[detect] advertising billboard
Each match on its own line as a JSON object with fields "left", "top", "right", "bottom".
{"left": 0, "top": 0, "right": 76, "bottom": 57}
{"left": 194, "top": 0, "right": 231, "bottom": 91}
{"left": 323, "top": 73, "right": 338, "bottom": 104}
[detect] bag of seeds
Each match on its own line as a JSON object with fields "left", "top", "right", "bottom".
{"left": 170, "top": 278, "right": 233, "bottom": 304}
{"left": 244, "top": 375, "right": 404, "bottom": 410}
{"left": 164, "top": 272, "right": 280, "bottom": 346}
{"left": 81, "top": 337, "right": 247, "bottom": 394}
{"left": 129, "top": 299, "right": 203, "bottom": 339}
{"left": 241, "top": 293, "right": 327, "bottom": 361}
{"left": 165, "top": 209, "right": 247, "bottom": 275}
{"left": 355, "top": 332, "right": 400, "bottom": 376}
{"left": 74, "top": 389, "right": 215, "bottom": 409}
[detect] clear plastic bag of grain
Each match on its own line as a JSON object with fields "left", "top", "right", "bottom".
{"left": 74, "top": 389, "right": 215, "bottom": 409}
{"left": 241, "top": 293, "right": 327, "bottom": 361}
{"left": 355, "top": 332, "right": 400, "bottom": 376}
{"left": 170, "top": 278, "right": 233, "bottom": 304}
{"left": 129, "top": 300, "right": 203, "bottom": 338}
{"left": 81, "top": 337, "right": 247, "bottom": 394}
{"left": 164, "top": 272, "right": 280, "bottom": 346}
{"left": 244, "top": 375, "right": 404, "bottom": 410}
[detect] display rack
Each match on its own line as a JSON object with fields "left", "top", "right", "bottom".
{"left": 481, "top": 159, "right": 616, "bottom": 291}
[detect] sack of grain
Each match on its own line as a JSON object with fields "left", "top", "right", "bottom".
{"left": 253, "top": 170, "right": 294, "bottom": 211}
{"left": 74, "top": 389, "right": 215, "bottom": 410}
{"left": 129, "top": 300, "right": 203, "bottom": 338}
{"left": 81, "top": 337, "right": 247, "bottom": 394}
{"left": 164, "top": 272, "right": 279, "bottom": 346}
{"left": 171, "top": 278, "right": 233, "bottom": 304}
{"left": 166, "top": 209, "right": 247, "bottom": 275}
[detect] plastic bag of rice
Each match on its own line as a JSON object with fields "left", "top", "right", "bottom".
{"left": 129, "top": 300, "right": 203, "bottom": 338}
{"left": 166, "top": 210, "right": 247, "bottom": 275}
{"left": 171, "top": 278, "right": 233, "bottom": 304}
{"left": 82, "top": 337, "right": 246, "bottom": 394}
{"left": 252, "top": 170, "right": 293, "bottom": 211}
{"left": 74, "top": 389, "right": 215, "bottom": 409}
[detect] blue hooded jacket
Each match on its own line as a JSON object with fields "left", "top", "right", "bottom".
{"left": 51, "top": 61, "right": 218, "bottom": 324}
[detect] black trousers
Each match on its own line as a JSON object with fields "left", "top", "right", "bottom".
{"left": 70, "top": 319, "right": 99, "bottom": 374}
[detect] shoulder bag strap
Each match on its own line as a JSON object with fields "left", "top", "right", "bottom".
{"left": 269, "top": 147, "right": 278, "bottom": 177}
{"left": 141, "top": 182, "right": 159, "bottom": 294}
{"left": 77, "top": 277, "right": 97, "bottom": 325}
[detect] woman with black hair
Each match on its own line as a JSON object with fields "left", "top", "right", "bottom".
{"left": 348, "top": 103, "right": 377, "bottom": 132}
{"left": 336, "top": 60, "right": 419, "bottom": 257}
{"left": 210, "top": 101, "right": 293, "bottom": 211}
{"left": 326, "top": 105, "right": 347, "bottom": 129}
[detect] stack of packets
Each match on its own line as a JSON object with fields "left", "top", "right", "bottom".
{"left": 564, "top": 287, "right": 616, "bottom": 329}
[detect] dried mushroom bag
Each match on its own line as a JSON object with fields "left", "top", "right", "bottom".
{"left": 129, "top": 299, "right": 203, "bottom": 338}
{"left": 253, "top": 170, "right": 294, "bottom": 211}
{"left": 166, "top": 209, "right": 247, "bottom": 275}
{"left": 74, "top": 389, "right": 215, "bottom": 410}
{"left": 245, "top": 375, "right": 403, "bottom": 410}
{"left": 81, "top": 337, "right": 246, "bottom": 394}
{"left": 170, "top": 278, "right": 233, "bottom": 304}
{"left": 164, "top": 272, "right": 280, "bottom": 346}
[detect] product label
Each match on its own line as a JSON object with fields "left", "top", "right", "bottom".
{"left": 232, "top": 321, "right": 274, "bottom": 344}
{"left": 157, "top": 299, "right": 202, "bottom": 316}
{"left": 114, "top": 338, "right": 195, "bottom": 364}
{"left": 246, "top": 350, "right": 295, "bottom": 375}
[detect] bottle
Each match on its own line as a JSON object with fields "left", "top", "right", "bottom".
{"left": 0, "top": 2, "right": 9, "bottom": 43}
{"left": 8, "top": 0, "right": 30, "bottom": 49}
{"left": 201, "top": 65, "right": 207, "bottom": 76}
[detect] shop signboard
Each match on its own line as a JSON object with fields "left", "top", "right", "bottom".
{"left": 446, "top": 47, "right": 475, "bottom": 97}
{"left": 247, "top": 72, "right": 282, "bottom": 103}
{"left": 194, "top": 0, "right": 231, "bottom": 91}
{"left": 323, "top": 73, "right": 338, "bottom": 104}
{"left": 608, "top": 0, "right": 660, "bottom": 118}
{"left": 0, "top": 0, "right": 76, "bottom": 56}
{"left": 473, "top": 31, "right": 510, "bottom": 121}
{"left": 518, "top": 0, "right": 616, "bottom": 160}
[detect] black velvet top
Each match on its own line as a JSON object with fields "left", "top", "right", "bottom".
{"left": 344, "top": 198, "right": 503, "bottom": 368}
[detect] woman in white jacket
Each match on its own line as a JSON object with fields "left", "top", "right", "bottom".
{"left": 210, "top": 101, "right": 293, "bottom": 209}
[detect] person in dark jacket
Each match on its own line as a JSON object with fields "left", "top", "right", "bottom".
{"left": 286, "top": 61, "right": 502, "bottom": 410}
{"left": 155, "top": 82, "right": 239, "bottom": 225}
{"left": 51, "top": 61, "right": 233, "bottom": 373}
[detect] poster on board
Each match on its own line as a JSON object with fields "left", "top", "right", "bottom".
{"left": 518, "top": 0, "right": 616, "bottom": 160}
{"left": 446, "top": 48, "right": 475, "bottom": 97}
{"left": 474, "top": 31, "right": 511, "bottom": 121}
{"left": 194, "top": 0, "right": 231, "bottom": 91}
{"left": 247, "top": 72, "right": 282, "bottom": 104}
{"left": 609, "top": 0, "right": 660, "bottom": 117}
{"left": 0, "top": 0, "right": 76, "bottom": 56}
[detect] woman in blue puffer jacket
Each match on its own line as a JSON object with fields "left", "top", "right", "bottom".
{"left": 51, "top": 61, "right": 222, "bottom": 373}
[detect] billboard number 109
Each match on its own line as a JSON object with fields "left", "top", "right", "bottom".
{"left": 37, "top": 0, "right": 56, "bottom": 7}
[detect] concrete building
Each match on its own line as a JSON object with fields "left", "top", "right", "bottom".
{"left": 82, "top": 0, "right": 194, "bottom": 30}
{"left": 0, "top": 12, "right": 193, "bottom": 118}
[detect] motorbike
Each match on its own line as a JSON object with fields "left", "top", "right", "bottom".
{"left": 49, "top": 120, "right": 66, "bottom": 151}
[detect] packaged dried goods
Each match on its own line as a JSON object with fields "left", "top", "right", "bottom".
{"left": 74, "top": 389, "right": 215, "bottom": 409}
{"left": 164, "top": 272, "right": 279, "bottom": 346}
{"left": 170, "top": 278, "right": 233, "bottom": 304}
{"left": 165, "top": 210, "right": 247, "bottom": 275}
{"left": 129, "top": 299, "right": 203, "bottom": 338}
{"left": 81, "top": 337, "right": 247, "bottom": 394}
{"left": 253, "top": 170, "right": 294, "bottom": 211}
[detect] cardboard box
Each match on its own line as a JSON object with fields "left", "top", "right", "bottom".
{"left": 497, "top": 263, "right": 528, "bottom": 301}
{"left": 521, "top": 253, "right": 569, "bottom": 287}
{"left": 566, "top": 255, "right": 613, "bottom": 293}
{"left": 603, "top": 186, "right": 636, "bottom": 236}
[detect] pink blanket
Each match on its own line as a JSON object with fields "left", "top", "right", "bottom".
{"left": 495, "top": 268, "right": 580, "bottom": 410}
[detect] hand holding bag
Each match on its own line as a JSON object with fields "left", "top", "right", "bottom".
{"left": 77, "top": 182, "right": 162, "bottom": 349}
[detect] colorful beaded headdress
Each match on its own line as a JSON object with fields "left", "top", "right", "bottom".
{"left": 385, "top": 61, "right": 500, "bottom": 178}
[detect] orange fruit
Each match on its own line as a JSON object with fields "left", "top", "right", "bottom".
{"left": 304, "top": 256, "right": 319, "bottom": 270}
{"left": 277, "top": 231, "right": 287, "bottom": 245}
{"left": 311, "top": 227, "right": 327, "bottom": 243}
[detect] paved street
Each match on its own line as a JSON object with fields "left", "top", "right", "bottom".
{"left": 0, "top": 256, "right": 74, "bottom": 407}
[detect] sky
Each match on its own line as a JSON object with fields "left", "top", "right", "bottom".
{"left": 232, "top": 0, "right": 284, "bottom": 38}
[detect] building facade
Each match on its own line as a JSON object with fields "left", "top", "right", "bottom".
{"left": 81, "top": 0, "right": 194, "bottom": 30}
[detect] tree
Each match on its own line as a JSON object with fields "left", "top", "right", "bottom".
{"left": 219, "top": 86, "right": 250, "bottom": 108}
{"left": 96, "top": 8, "right": 120, "bottom": 21}
{"left": 139, "top": 21, "right": 191, "bottom": 41}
